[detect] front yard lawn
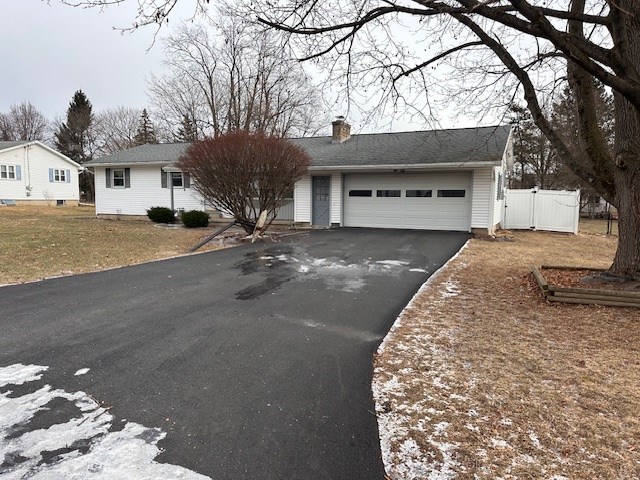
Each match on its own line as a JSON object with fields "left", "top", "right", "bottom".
{"left": 374, "top": 228, "right": 639, "bottom": 479}
{"left": 0, "top": 206, "right": 230, "bottom": 285}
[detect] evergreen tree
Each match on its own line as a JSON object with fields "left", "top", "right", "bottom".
{"left": 175, "top": 114, "right": 198, "bottom": 142}
{"left": 55, "top": 90, "right": 95, "bottom": 201}
{"left": 134, "top": 109, "right": 158, "bottom": 145}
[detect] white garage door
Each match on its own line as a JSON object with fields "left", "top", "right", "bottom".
{"left": 343, "top": 172, "right": 472, "bottom": 231}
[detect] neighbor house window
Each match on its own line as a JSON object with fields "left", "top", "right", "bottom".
{"left": 437, "top": 189, "right": 466, "bottom": 198}
{"left": 112, "top": 169, "right": 125, "bottom": 187}
{"left": 53, "top": 169, "right": 67, "bottom": 182}
{"left": 349, "top": 190, "right": 372, "bottom": 197}
{"left": 406, "top": 189, "right": 432, "bottom": 197}
{"left": 171, "top": 172, "right": 183, "bottom": 188}
{"left": 1, "top": 165, "right": 15, "bottom": 180}
{"left": 377, "top": 190, "right": 401, "bottom": 197}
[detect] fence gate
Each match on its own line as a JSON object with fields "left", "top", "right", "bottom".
{"left": 503, "top": 188, "right": 580, "bottom": 234}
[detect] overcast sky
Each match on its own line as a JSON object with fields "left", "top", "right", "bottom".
{"left": 0, "top": 0, "right": 190, "bottom": 120}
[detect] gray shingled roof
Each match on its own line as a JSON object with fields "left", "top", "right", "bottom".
{"left": 85, "top": 142, "right": 190, "bottom": 166}
{"left": 0, "top": 141, "right": 29, "bottom": 151}
{"left": 85, "top": 125, "right": 511, "bottom": 168}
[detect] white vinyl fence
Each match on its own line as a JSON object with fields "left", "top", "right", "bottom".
{"left": 503, "top": 188, "right": 580, "bottom": 234}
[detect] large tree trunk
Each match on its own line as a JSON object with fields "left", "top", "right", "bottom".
{"left": 609, "top": 1, "right": 640, "bottom": 278}
{"left": 609, "top": 97, "right": 640, "bottom": 278}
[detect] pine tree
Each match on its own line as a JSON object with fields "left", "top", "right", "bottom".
{"left": 176, "top": 114, "right": 198, "bottom": 142}
{"left": 134, "top": 109, "right": 158, "bottom": 145}
{"left": 55, "top": 90, "right": 95, "bottom": 201}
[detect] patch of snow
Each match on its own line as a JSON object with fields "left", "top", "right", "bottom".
{"left": 74, "top": 368, "right": 90, "bottom": 376}
{"left": 0, "top": 363, "right": 209, "bottom": 480}
{"left": 376, "top": 260, "right": 410, "bottom": 267}
{"left": 297, "top": 265, "right": 310, "bottom": 273}
{"left": 499, "top": 418, "right": 513, "bottom": 426}
{"left": 529, "top": 431, "right": 543, "bottom": 450}
{"left": 491, "top": 438, "right": 510, "bottom": 449}
{"left": 441, "top": 280, "right": 460, "bottom": 298}
{"left": 433, "top": 421, "right": 450, "bottom": 436}
{"left": 468, "top": 409, "right": 479, "bottom": 417}
{"left": 465, "top": 423, "right": 480, "bottom": 433}
{"left": 0, "top": 364, "right": 48, "bottom": 387}
{"left": 432, "top": 376, "right": 451, "bottom": 390}
{"left": 409, "top": 268, "right": 427, "bottom": 273}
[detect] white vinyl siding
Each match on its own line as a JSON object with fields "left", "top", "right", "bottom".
{"left": 0, "top": 143, "right": 79, "bottom": 202}
{"left": 343, "top": 172, "right": 472, "bottom": 231}
{"left": 330, "top": 172, "right": 342, "bottom": 224}
{"left": 294, "top": 175, "right": 311, "bottom": 222}
{"left": 471, "top": 168, "right": 492, "bottom": 229}
{"left": 95, "top": 166, "right": 206, "bottom": 215}
{"left": 492, "top": 166, "right": 504, "bottom": 229}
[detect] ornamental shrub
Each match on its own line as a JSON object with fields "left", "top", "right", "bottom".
{"left": 147, "top": 206, "right": 175, "bottom": 223}
{"left": 181, "top": 210, "right": 210, "bottom": 228}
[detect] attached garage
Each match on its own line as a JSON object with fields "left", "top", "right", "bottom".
{"left": 343, "top": 172, "right": 473, "bottom": 231}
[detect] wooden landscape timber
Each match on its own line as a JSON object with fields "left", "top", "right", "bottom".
{"left": 530, "top": 265, "right": 640, "bottom": 308}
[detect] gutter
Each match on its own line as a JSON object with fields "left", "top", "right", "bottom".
{"left": 308, "top": 161, "right": 501, "bottom": 172}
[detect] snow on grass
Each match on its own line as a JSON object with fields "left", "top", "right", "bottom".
{"left": 74, "top": 368, "right": 90, "bottom": 376}
{"left": 373, "top": 242, "right": 471, "bottom": 479}
{"left": 0, "top": 363, "right": 209, "bottom": 479}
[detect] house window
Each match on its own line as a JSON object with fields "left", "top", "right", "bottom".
{"left": 349, "top": 190, "right": 372, "bottom": 197}
{"left": 53, "top": 169, "right": 67, "bottom": 183}
{"left": 406, "top": 189, "right": 432, "bottom": 197}
{"left": 112, "top": 169, "right": 125, "bottom": 187}
{"left": 496, "top": 173, "right": 504, "bottom": 200}
{"left": 437, "top": 189, "right": 466, "bottom": 198}
{"left": 377, "top": 190, "right": 401, "bottom": 197}
{"left": 171, "top": 172, "right": 183, "bottom": 188}
{"left": 1, "top": 165, "right": 15, "bottom": 180}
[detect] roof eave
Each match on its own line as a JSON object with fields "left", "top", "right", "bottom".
{"left": 308, "top": 160, "right": 501, "bottom": 171}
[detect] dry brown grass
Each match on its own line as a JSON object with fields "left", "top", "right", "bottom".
{"left": 579, "top": 217, "right": 618, "bottom": 236}
{"left": 374, "top": 229, "right": 640, "bottom": 479}
{"left": 0, "top": 205, "right": 233, "bottom": 285}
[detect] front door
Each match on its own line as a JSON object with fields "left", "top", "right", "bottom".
{"left": 312, "top": 176, "right": 331, "bottom": 226}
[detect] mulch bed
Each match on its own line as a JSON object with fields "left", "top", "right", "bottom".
{"left": 541, "top": 267, "right": 640, "bottom": 292}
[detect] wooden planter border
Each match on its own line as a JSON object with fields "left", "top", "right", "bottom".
{"left": 530, "top": 265, "right": 640, "bottom": 308}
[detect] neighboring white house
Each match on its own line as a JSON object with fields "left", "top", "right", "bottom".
{"left": 0, "top": 141, "right": 82, "bottom": 205}
{"left": 84, "top": 122, "right": 513, "bottom": 234}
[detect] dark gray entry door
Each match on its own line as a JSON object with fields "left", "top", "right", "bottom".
{"left": 312, "top": 176, "right": 331, "bottom": 226}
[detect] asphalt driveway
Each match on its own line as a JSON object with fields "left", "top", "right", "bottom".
{"left": 0, "top": 228, "right": 469, "bottom": 479}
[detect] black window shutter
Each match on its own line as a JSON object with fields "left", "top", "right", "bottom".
{"left": 105, "top": 168, "right": 111, "bottom": 188}
{"left": 161, "top": 169, "right": 167, "bottom": 188}
{"left": 124, "top": 168, "right": 131, "bottom": 188}
{"left": 184, "top": 173, "right": 191, "bottom": 188}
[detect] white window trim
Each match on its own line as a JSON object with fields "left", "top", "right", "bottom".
{"left": 53, "top": 168, "right": 67, "bottom": 183}
{"left": 0, "top": 165, "right": 15, "bottom": 180}
{"left": 112, "top": 169, "right": 126, "bottom": 188}
{"left": 171, "top": 172, "right": 184, "bottom": 188}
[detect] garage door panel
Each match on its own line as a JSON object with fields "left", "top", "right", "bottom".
{"left": 344, "top": 173, "right": 471, "bottom": 231}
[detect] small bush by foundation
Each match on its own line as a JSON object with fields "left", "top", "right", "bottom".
{"left": 147, "top": 207, "right": 175, "bottom": 223}
{"left": 181, "top": 210, "right": 210, "bottom": 228}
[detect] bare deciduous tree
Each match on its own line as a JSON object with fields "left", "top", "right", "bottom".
{"left": 148, "top": 12, "right": 323, "bottom": 138}
{"left": 93, "top": 106, "right": 142, "bottom": 155}
{"left": 0, "top": 102, "right": 48, "bottom": 141}
{"left": 177, "top": 132, "right": 310, "bottom": 233}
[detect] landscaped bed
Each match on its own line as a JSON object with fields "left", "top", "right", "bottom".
{"left": 0, "top": 205, "right": 240, "bottom": 285}
{"left": 374, "top": 228, "right": 639, "bottom": 479}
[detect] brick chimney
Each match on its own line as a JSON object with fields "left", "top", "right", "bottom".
{"left": 331, "top": 116, "right": 351, "bottom": 144}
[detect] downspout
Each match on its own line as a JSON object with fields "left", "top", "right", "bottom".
{"left": 170, "top": 175, "right": 175, "bottom": 212}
